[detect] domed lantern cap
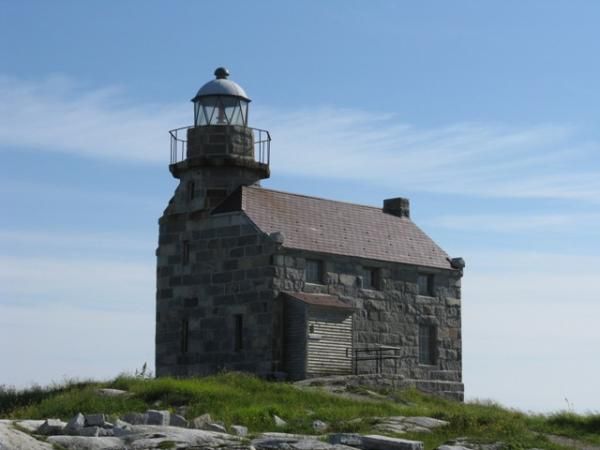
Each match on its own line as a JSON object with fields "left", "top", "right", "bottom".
{"left": 192, "top": 68, "right": 251, "bottom": 126}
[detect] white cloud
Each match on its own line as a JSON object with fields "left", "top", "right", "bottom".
{"left": 1, "top": 75, "right": 600, "bottom": 201}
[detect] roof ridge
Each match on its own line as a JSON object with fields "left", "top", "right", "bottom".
{"left": 242, "top": 185, "right": 399, "bottom": 213}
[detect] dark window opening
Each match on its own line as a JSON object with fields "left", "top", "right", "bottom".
{"left": 234, "top": 314, "right": 243, "bottom": 352}
{"left": 309, "top": 324, "right": 315, "bottom": 333}
{"left": 187, "top": 181, "right": 195, "bottom": 200}
{"left": 182, "top": 240, "right": 190, "bottom": 265}
{"left": 305, "top": 259, "right": 323, "bottom": 284}
{"left": 417, "top": 273, "right": 435, "bottom": 296}
{"left": 419, "top": 324, "right": 437, "bottom": 365}
{"left": 180, "top": 319, "right": 189, "bottom": 354}
{"left": 362, "top": 267, "right": 380, "bottom": 290}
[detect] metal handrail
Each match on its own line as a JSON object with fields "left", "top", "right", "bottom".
{"left": 346, "top": 345, "right": 410, "bottom": 375}
{"left": 169, "top": 125, "right": 271, "bottom": 165}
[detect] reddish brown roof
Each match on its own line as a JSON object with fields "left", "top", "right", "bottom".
{"left": 216, "top": 186, "right": 452, "bottom": 270}
{"left": 282, "top": 292, "right": 354, "bottom": 309}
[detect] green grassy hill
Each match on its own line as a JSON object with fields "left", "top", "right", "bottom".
{"left": 1, "top": 372, "right": 598, "bottom": 450}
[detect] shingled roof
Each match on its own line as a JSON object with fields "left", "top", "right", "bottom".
{"left": 214, "top": 186, "right": 452, "bottom": 270}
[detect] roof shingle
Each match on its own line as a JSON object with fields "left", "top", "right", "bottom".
{"left": 217, "top": 186, "right": 452, "bottom": 270}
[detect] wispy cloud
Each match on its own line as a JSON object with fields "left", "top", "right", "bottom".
{"left": 1, "top": 75, "right": 599, "bottom": 201}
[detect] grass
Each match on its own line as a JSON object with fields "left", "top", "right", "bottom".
{"left": 1, "top": 372, "right": 599, "bottom": 450}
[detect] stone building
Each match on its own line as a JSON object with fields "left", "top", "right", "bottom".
{"left": 156, "top": 68, "right": 465, "bottom": 400}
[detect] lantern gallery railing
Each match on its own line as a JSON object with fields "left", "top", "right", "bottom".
{"left": 169, "top": 126, "right": 271, "bottom": 166}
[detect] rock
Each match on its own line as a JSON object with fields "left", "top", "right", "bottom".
{"left": 273, "top": 415, "right": 287, "bottom": 428}
{"left": 362, "top": 434, "right": 424, "bottom": 450}
{"left": 329, "top": 433, "right": 363, "bottom": 447}
{"left": 78, "top": 426, "right": 100, "bottom": 437}
{"left": 126, "top": 425, "right": 241, "bottom": 449}
{"left": 122, "top": 412, "right": 147, "bottom": 425}
{"left": 47, "top": 436, "right": 124, "bottom": 450}
{"left": 112, "top": 419, "right": 133, "bottom": 437}
{"left": 191, "top": 413, "right": 213, "bottom": 429}
{"left": 0, "top": 421, "right": 54, "bottom": 449}
{"left": 85, "top": 413, "right": 107, "bottom": 427}
{"left": 404, "top": 417, "right": 449, "bottom": 429}
{"left": 252, "top": 433, "right": 319, "bottom": 450}
{"left": 146, "top": 409, "right": 171, "bottom": 426}
{"left": 176, "top": 405, "right": 189, "bottom": 416}
{"left": 312, "top": 420, "right": 328, "bottom": 432}
{"left": 65, "top": 412, "right": 86, "bottom": 434}
{"left": 37, "top": 418, "right": 67, "bottom": 435}
{"left": 437, "top": 446, "right": 475, "bottom": 450}
{"left": 206, "top": 421, "right": 227, "bottom": 433}
{"left": 14, "top": 419, "right": 45, "bottom": 433}
{"left": 231, "top": 425, "right": 249, "bottom": 437}
{"left": 96, "top": 388, "right": 129, "bottom": 397}
{"left": 169, "top": 413, "right": 189, "bottom": 428}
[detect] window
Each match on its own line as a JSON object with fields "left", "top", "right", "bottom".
{"left": 305, "top": 259, "right": 323, "bottom": 284}
{"left": 362, "top": 267, "right": 380, "bottom": 290}
{"left": 417, "top": 273, "right": 435, "bottom": 296}
{"left": 187, "top": 181, "right": 195, "bottom": 201}
{"left": 234, "top": 314, "right": 243, "bottom": 352}
{"left": 419, "top": 324, "right": 437, "bottom": 365}
{"left": 180, "top": 319, "right": 189, "bottom": 354}
{"left": 182, "top": 240, "right": 190, "bottom": 265}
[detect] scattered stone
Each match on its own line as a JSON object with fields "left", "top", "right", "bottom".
{"left": 231, "top": 424, "right": 249, "bottom": 437}
{"left": 37, "top": 418, "right": 67, "bottom": 435}
{"left": 0, "top": 421, "right": 53, "bottom": 449}
{"left": 437, "top": 446, "right": 474, "bottom": 450}
{"left": 47, "top": 435, "right": 124, "bottom": 450}
{"left": 14, "top": 419, "right": 45, "bottom": 433}
{"left": 96, "top": 388, "right": 128, "bottom": 397}
{"left": 404, "top": 417, "right": 449, "bottom": 429}
{"left": 206, "top": 421, "right": 227, "bottom": 433}
{"left": 169, "top": 413, "right": 189, "bottom": 428}
{"left": 191, "top": 413, "right": 213, "bottom": 429}
{"left": 126, "top": 425, "right": 241, "bottom": 449}
{"left": 362, "top": 434, "right": 424, "bottom": 450}
{"left": 252, "top": 432, "right": 320, "bottom": 449}
{"left": 176, "top": 405, "right": 189, "bottom": 417}
{"left": 273, "top": 415, "right": 287, "bottom": 428}
{"left": 113, "top": 419, "right": 133, "bottom": 437}
{"left": 146, "top": 409, "right": 171, "bottom": 426}
{"left": 329, "top": 433, "right": 363, "bottom": 447}
{"left": 312, "top": 420, "right": 328, "bottom": 432}
{"left": 65, "top": 412, "right": 86, "bottom": 434}
{"left": 78, "top": 426, "right": 100, "bottom": 437}
{"left": 122, "top": 412, "right": 147, "bottom": 425}
{"left": 85, "top": 413, "right": 107, "bottom": 427}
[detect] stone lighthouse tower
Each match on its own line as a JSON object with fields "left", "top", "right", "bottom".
{"left": 155, "top": 68, "right": 273, "bottom": 376}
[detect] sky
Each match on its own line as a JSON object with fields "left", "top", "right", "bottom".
{"left": 1, "top": 1, "right": 599, "bottom": 413}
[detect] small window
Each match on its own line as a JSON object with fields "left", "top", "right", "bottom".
{"left": 305, "top": 259, "right": 323, "bottom": 284}
{"left": 180, "top": 319, "right": 189, "bottom": 354}
{"left": 187, "top": 181, "right": 195, "bottom": 200}
{"left": 417, "top": 273, "right": 435, "bottom": 296}
{"left": 419, "top": 324, "right": 437, "bottom": 365}
{"left": 182, "top": 240, "right": 190, "bottom": 265}
{"left": 234, "top": 314, "right": 243, "bottom": 352}
{"left": 362, "top": 267, "right": 380, "bottom": 290}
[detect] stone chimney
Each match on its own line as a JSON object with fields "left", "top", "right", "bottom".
{"left": 383, "top": 197, "right": 410, "bottom": 218}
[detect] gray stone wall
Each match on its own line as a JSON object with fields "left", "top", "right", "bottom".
{"left": 270, "top": 249, "right": 463, "bottom": 400}
{"left": 156, "top": 211, "right": 279, "bottom": 377}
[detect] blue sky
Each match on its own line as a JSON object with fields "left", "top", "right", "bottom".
{"left": 1, "top": 1, "right": 599, "bottom": 413}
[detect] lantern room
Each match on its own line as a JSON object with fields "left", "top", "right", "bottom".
{"left": 191, "top": 67, "right": 250, "bottom": 127}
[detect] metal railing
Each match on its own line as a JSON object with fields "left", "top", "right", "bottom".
{"left": 346, "top": 345, "right": 409, "bottom": 375}
{"left": 169, "top": 126, "right": 271, "bottom": 165}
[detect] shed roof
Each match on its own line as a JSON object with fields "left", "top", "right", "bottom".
{"left": 282, "top": 292, "right": 355, "bottom": 310}
{"left": 213, "top": 186, "right": 452, "bottom": 270}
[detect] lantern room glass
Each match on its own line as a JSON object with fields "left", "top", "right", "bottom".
{"left": 194, "top": 96, "right": 249, "bottom": 127}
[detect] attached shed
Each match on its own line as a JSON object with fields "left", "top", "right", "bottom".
{"left": 282, "top": 292, "right": 354, "bottom": 380}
